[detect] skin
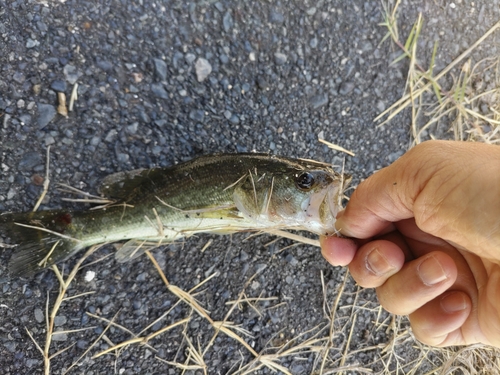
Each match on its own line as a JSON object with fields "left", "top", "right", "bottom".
{"left": 320, "top": 140, "right": 500, "bottom": 347}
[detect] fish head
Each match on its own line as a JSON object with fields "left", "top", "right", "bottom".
{"left": 233, "top": 160, "right": 351, "bottom": 235}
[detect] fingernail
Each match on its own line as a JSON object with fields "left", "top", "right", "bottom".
{"left": 366, "top": 248, "right": 395, "bottom": 275}
{"left": 417, "top": 256, "right": 448, "bottom": 286}
{"left": 440, "top": 292, "right": 468, "bottom": 313}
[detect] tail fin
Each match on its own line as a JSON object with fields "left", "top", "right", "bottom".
{"left": 0, "top": 211, "right": 82, "bottom": 278}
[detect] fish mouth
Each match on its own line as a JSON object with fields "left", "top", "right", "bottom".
{"left": 301, "top": 186, "right": 335, "bottom": 235}
{"left": 303, "top": 176, "right": 348, "bottom": 235}
{"left": 324, "top": 174, "right": 351, "bottom": 234}
{"left": 325, "top": 184, "right": 342, "bottom": 233}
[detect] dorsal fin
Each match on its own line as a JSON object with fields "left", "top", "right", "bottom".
{"left": 98, "top": 168, "right": 161, "bottom": 200}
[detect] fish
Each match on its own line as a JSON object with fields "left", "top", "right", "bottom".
{"left": 0, "top": 153, "right": 351, "bottom": 277}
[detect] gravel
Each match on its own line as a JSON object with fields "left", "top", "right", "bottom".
{"left": 1, "top": 0, "right": 499, "bottom": 373}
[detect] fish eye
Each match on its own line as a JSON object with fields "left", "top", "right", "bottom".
{"left": 295, "top": 172, "right": 315, "bottom": 190}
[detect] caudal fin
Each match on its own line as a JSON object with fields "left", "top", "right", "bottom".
{"left": 0, "top": 211, "right": 82, "bottom": 277}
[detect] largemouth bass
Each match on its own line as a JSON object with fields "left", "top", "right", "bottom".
{"left": 0, "top": 153, "right": 351, "bottom": 277}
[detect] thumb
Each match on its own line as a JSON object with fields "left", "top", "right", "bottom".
{"left": 334, "top": 172, "right": 411, "bottom": 239}
{"left": 334, "top": 143, "right": 421, "bottom": 238}
{"left": 336, "top": 140, "right": 500, "bottom": 242}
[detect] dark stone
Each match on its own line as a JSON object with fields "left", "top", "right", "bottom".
{"left": 256, "top": 76, "right": 269, "bottom": 89}
{"left": 269, "top": 8, "right": 284, "bottom": 23}
{"left": 19, "top": 114, "right": 31, "bottom": 125}
{"left": 50, "top": 80, "right": 67, "bottom": 92}
{"left": 339, "top": 81, "right": 355, "bottom": 95}
{"left": 151, "top": 83, "right": 168, "bottom": 99}
{"left": 309, "top": 94, "right": 329, "bottom": 109}
{"left": 189, "top": 109, "right": 205, "bottom": 122}
{"left": 13, "top": 72, "right": 25, "bottom": 84}
{"left": 274, "top": 52, "right": 287, "bottom": 66}
{"left": 153, "top": 58, "right": 167, "bottom": 80}
{"left": 223, "top": 11, "right": 233, "bottom": 32}
{"left": 97, "top": 60, "right": 113, "bottom": 71}
{"left": 18, "top": 152, "right": 42, "bottom": 170}
{"left": 37, "top": 103, "right": 57, "bottom": 129}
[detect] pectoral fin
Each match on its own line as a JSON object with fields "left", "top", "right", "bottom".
{"left": 115, "top": 239, "right": 167, "bottom": 263}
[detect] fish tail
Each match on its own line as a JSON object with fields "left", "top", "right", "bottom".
{"left": 0, "top": 211, "right": 83, "bottom": 277}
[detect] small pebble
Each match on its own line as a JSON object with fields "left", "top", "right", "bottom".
{"left": 105, "top": 129, "right": 118, "bottom": 142}
{"left": 185, "top": 53, "right": 196, "bottom": 65}
{"left": 26, "top": 358, "right": 41, "bottom": 367}
{"left": 285, "top": 254, "right": 299, "bottom": 266}
{"left": 77, "top": 340, "right": 88, "bottom": 350}
{"left": 153, "top": 58, "right": 167, "bottom": 81}
{"left": 189, "top": 109, "right": 205, "bottom": 122}
{"left": 117, "top": 153, "right": 129, "bottom": 163}
{"left": 151, "top": 83, "right": 169, "bottom": 99}
{"left": 306, "top": 7, "right": 317, "bottom": 16}
{"left": 54, "top": 315, "right": 67, "bottom": 327}
{"left": 97, "top": 60, "right": 113, "bottom": 71}
{"left": 126, "top": 122, "right": 138, "bottom": 134}
{"left": 229, "top": 114, "right": 239, "bottom": 124}
{"left": 387, "top": 150, "right": 404, "bottom": 163}
{"left": 219, "top": 54, "right": 229, "bottom": 64}
{"left": 223, "top": 11, "right": 233, "bottom": 32}
{"left": 18, "top": 152, "right": 42, "bottom": 170}
{"left": 84, "top": 270, "right": 96, "bottom": 282}
{"left": 37, "top": 103, "right": 57, "bottom": 129}
{"left": 19, "top": 114, "right": 31, "bottom": 124}
{"left": 45, "top": 135, "right": 56, "bottom": 146}
{"left": 251, "top": 281, "right": 261, "bottom": 290}
{"left": 52, "top": 330, "right": 68, "bottom": 342}
{"left": 256, "top": 76, "right": 268, "bottom": 89}
{"left": 13, "top": 72, "right": 25, "bottom": 84}
{"left": 3, "top": 341, "right": 16, "bottom": 353}
{"left": 339, "top": 81, "right": 355, "bottom": 95}
{"left": 63, "top": 64, "right": 81, "bottom": 84}
{"left": 269, "top": 9, "right": 284, "bottom": 23}
{"left": 309, "top": 94, "right": 328, "bottom": 109}
{"left": 274, "top": 52, "right": 287, "bottom": 66}
{"left": 26, "top": 38, "right": 38, "bottom": 48}
{"left": 50, "top": 80, "right": 67, "bottom": 92}
{"left": 195, "top": 58, "right": 212, "bottom": 82}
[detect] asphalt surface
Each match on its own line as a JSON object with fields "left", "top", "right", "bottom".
{"left": 1, "top": 1, "right": 500, "bottom": 374}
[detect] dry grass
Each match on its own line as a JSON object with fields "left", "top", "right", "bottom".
{"left": 377, "top": 2, "right": 500, "bottom": 146}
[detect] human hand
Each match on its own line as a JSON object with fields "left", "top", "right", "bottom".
{"left": 320, "top": 140, "right": 500, "bottom": 347}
